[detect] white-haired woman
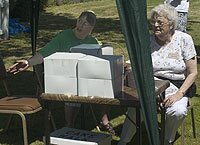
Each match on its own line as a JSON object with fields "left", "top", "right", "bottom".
{"left": 118, "top": 4, "right": 197, "bottom": 145}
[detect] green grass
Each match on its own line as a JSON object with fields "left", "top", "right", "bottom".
{"left": 0, "top": 0, "right": 200, "bottom": 145}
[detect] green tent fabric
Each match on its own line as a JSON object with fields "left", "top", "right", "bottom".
{"left": 115, "top": 0, "right": 160, "bottom": 145}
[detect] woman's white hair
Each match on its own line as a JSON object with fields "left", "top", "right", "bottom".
{"left": 150, "top": 4, "right": 178, "bottom": 32}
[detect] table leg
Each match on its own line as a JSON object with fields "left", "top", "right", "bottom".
{"left": 136, "top": 107, "right": 141, "bottom": 145}
{"left": 44, "top": 102, "right": 51, "bottom": 145}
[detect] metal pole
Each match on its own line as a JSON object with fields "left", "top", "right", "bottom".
{"left": 30, "top": 0, "right": 40, "bottom": 56}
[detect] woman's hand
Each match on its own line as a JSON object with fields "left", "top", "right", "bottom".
{"left": 9, "top": 60, "right": 29, "bottom": 74}
{"left": 163, "top": 91, "right": 183, "bottom": 107}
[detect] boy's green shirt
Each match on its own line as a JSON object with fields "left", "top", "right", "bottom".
{"left": 39, "top": 29, "right": 99, "bottom": 57}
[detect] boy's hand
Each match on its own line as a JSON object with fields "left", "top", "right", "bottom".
{"left": 9, "top": 60, "right": 29, "bottom": 74}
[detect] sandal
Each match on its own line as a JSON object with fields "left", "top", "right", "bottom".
{"left": 97, "top": 122, "right": 115, "bottom": 135}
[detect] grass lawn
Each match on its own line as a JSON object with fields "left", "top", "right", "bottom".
{"left": 0, "top": 0, "right": 200, "bottom": 145}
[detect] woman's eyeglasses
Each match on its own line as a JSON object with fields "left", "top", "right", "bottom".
{"left": 150, "top": 19, "right": 169, "bottom": 27}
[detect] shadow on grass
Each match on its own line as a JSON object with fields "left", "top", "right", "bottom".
{"left": 0, "top": 11, "right": 123, "bottom": 60}
{"left": 0, "top": 35, "right": 32, "bottom": 60}
{"left": 37, "top": 11, "right": 123, "bottom": 49}
{"left": 38, "top": 12, "right": 122, "bottom": 33}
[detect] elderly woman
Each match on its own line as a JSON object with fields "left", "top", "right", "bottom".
{"left": 118, "top": 4, "right": 197, "bottom": 145}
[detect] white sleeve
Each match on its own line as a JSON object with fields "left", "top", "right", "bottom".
{"left": 181, "top": 34, "right": 196, "bottom": 60}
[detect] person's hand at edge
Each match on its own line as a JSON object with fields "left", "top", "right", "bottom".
{"left": 8, "top": 60, "right": 29, "bottom": 74}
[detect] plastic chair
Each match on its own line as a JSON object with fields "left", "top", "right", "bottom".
{"left": 0, "top": 58, "right": 55, "bottom": 145}
{"left": 181, "top": 98, "right": 196, "bottom": 145}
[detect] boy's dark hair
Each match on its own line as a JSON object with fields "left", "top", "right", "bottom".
{"left": 79, "top": 10, "right": 96, "bottom": 26}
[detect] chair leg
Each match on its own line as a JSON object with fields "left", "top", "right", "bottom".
{"left": 181, "top": 119, "right": 185, "bottom": 145}
{"left": 191, "top": 107, "right": 196, "bottom": 138}
{"left": 18, "top": 112, "right": 28, "bottom": 145}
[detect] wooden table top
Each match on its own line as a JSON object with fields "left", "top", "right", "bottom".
{"left": 40, "top": 80, "right": 170, "bottom": 107}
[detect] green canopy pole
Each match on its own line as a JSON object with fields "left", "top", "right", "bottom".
{"left": 30, "top": 0, "right": 40, "bottom": 56}
{"left": 115, "top": 0, "right": 160, "bottom": 145}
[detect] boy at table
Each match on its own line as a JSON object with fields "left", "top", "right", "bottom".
{"left": 9, "top": 10, "right": 115, "bottom": 135}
